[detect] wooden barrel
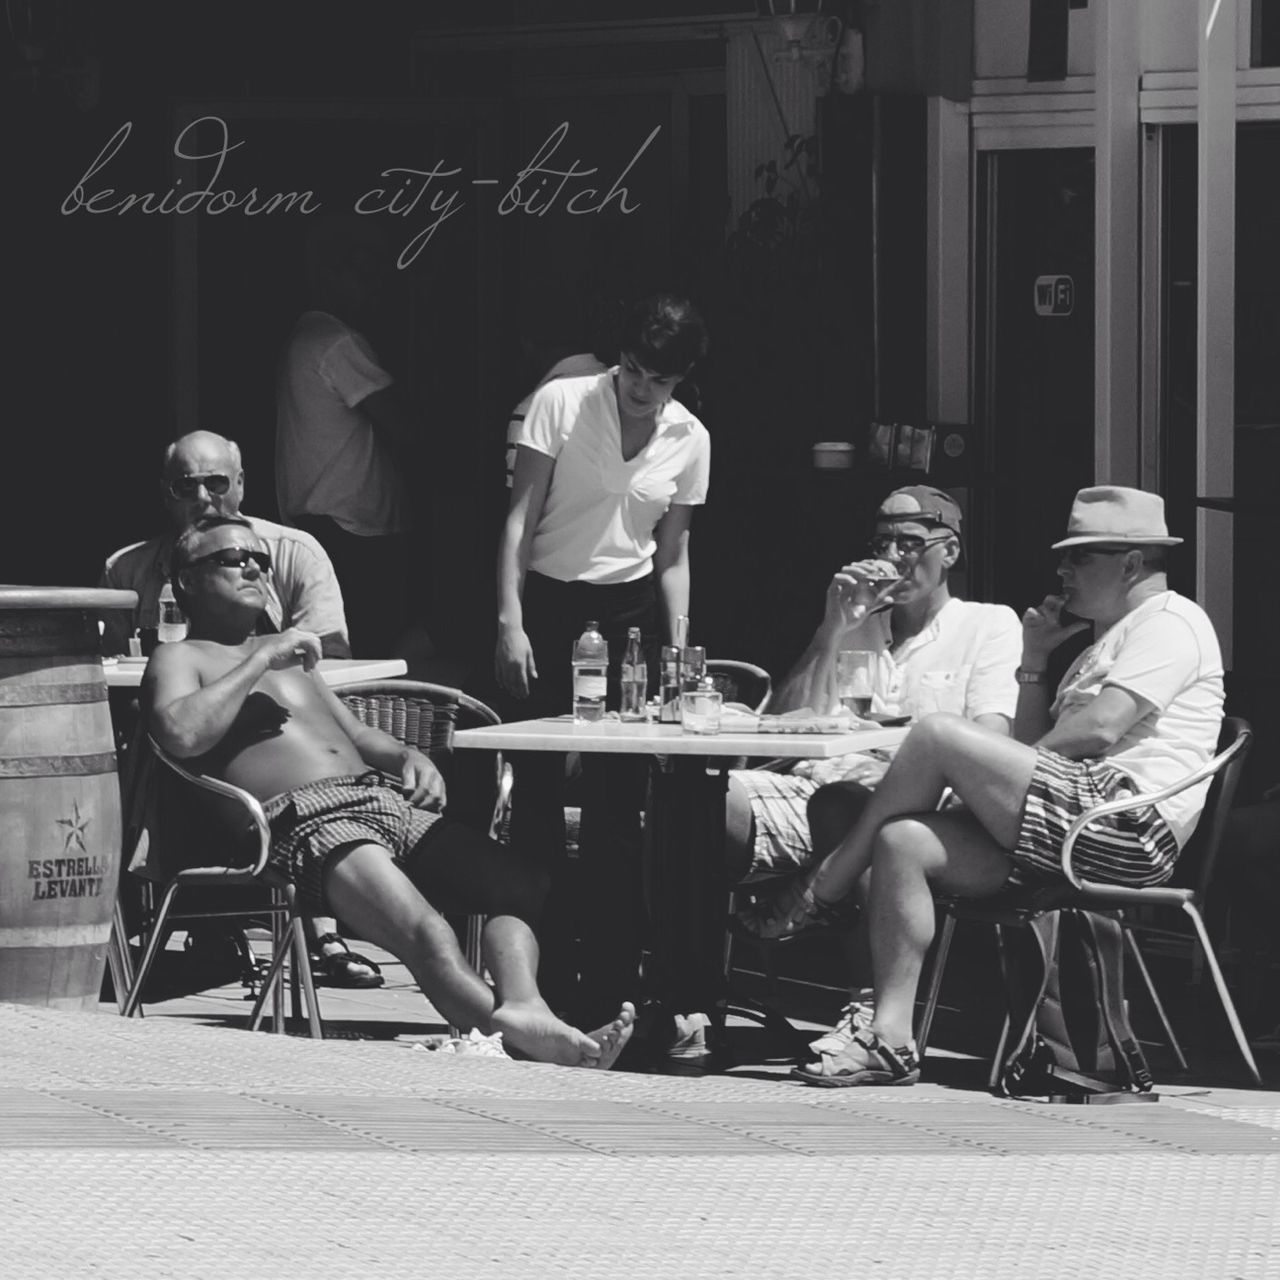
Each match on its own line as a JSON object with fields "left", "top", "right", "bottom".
{"left": 0, "top": 587, "right": 136, "bottom": 1010}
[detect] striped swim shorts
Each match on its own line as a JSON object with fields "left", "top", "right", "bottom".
{"left": 262, "top": 771, "right": 443, "bottom": 914}
{"left": 1011, "top": 749, "right": 1180, "bottom": 888}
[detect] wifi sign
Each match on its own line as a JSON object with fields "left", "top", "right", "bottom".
{"left": 1033, "top": 275, "right": 1074, "bottom": 316}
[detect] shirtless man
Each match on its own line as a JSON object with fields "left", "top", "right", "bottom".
{"left": 144, "top": 514, "right": 634, "bottom": 1068}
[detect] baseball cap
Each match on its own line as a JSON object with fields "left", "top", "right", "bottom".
{"left": 877, "top": 485, "right": 962, "bottom": 536}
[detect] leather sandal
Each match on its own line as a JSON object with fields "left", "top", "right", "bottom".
{"left": 311, "top": 933, "right": 384, "bottom": 989}
{"left": 791, "top": 1028, "right": 920, "bottom": 1087}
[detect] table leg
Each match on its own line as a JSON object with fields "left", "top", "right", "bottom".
{"left": 644, "top": 755, "right": 730, "bottom": 1020}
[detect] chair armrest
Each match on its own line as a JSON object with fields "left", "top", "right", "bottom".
{"left": 148, "top": 736, "right": 272, "bottom": 877}
{"left": 1059, "top": 733, "right": 1249, "bottom": 890}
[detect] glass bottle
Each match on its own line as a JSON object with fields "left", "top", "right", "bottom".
{"left": 620, "top": 627, "right": 648, "bottom": 722}
{"left": 157, "top": 580, "right": 188, "bottom": 644}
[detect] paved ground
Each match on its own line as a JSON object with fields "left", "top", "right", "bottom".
{"left": 3, "top": 938, "right": 1280, "bottom": 1278}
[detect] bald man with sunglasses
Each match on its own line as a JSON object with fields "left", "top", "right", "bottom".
{"left": 103, "top": 431, "right": 376, "bottom": 990}
{"left": 100, "top": 430, "right": 350, "bottom": 659}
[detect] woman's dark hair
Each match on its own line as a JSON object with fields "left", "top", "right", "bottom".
{"left": 618, "top": 294, "right": 709, "bottom": 377}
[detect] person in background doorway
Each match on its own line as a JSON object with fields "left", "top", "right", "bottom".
{"left": 276, "top": 217, "right": 420, "bottom": 658}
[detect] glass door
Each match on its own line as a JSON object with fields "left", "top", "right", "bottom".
{"left": 972, "top": 147, "right": 1096, "bottom": 616}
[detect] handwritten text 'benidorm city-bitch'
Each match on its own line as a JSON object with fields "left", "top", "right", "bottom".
{"left": 61, "top": 115, "right": 661, "bottom": 267}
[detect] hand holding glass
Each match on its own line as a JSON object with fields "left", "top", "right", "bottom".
{"left": 837, "top": 650, "right": 878, "bottom": 717}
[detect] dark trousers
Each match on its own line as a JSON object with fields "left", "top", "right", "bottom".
{"left": 498, "top": 571, "right": 660, "bottom": 1027}
{"left": 394, "top": 817, "right": 549, "bottom": 930}
{"left": 291, "top": 515, "right": 408, "bottom": 658}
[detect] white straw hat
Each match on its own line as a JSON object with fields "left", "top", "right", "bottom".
{"left": 1051, "top": 486, "right": 1183, "bottom": 549}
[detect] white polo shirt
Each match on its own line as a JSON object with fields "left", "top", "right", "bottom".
{"left": 517, "top": 370, "right": 710, "bottom": 584}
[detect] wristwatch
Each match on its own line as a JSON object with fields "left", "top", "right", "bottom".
{"left": 1016, "top": 668, "right": 1048, "bottom": 684}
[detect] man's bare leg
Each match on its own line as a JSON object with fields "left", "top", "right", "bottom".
{"left": 865, "top": 811, "right": 1013, "bottom": 1045}
{"left": 324, "top": 844, "right": 634, "bottom": 1067}
{"left": 307, "top": 914, "right": 381, "bottom": 985}
{"left": 723, "top": 776, "right": 757, "bottom": 883}
{"left": 795, "top": 810, "right": 1013, "bottom": 1083}
{"left": 481, "top": 915, "right": 635, "bottom": 1068}
{"left": 811, "top": 714, "right": 1038, "bottom": 906}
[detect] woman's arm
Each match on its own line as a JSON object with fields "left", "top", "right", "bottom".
{"left": 495, "top": 446, "right": 555, "bottom": 697}
{"left": 652, "top": 503, "right": 695, "bottom": 643}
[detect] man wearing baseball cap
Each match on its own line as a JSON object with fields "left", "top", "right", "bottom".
{"left": 718, "top": 484, "right": 1020, "bottom": 1068}
{"left": 730, "top": 485, "right": 1020, "bottom": 880}
{"left": 749, "top": 485, "right": 1224, "bottom": 1087}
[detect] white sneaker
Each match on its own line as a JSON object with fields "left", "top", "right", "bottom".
{"left": 808, "top": 997, "right": 875, "bottom": 1057}
{"left": 668, "top": 1012, "right": 711, "bottom": 1061}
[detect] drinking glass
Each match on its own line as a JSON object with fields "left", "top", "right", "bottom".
{"left": 836, "top": 650, "right": 878, "bottom": 717}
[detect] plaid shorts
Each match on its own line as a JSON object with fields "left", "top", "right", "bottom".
{"left": 263, "top": 772, "right": 443, "bottom": 914}
{"left": 1011, "top": 749, "right": 1180, "bottom": 888}
{"left": 731, "top": 770, "right": 821, "bottom": 877}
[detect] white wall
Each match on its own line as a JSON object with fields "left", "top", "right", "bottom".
{"left": 973, "top": 0, "right": 1095, "bottom": 79}
{"left": 1139, "top": 0, "right": 1199, "bottom": 71}
{"left": 974, "top": 0, "right": 1242, "bottom": 80}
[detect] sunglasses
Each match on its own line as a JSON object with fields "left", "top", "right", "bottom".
{"left": 1058, "top": 547, "right": 1131, "bottom": 567}
{"left": 168, "top": 473, "right": 233, "bottom": 500}
{"left": 867, "top": 532, "right": 952, "bottom": 558}
{"left": 187, "top": 547, "right": 272, "bottom": 573}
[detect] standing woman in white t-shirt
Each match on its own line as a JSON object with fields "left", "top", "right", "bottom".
{"left": 495, "top": 294, "right": 710, "bottom": 1028}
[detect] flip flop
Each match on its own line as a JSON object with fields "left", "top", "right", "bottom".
{"left": 311, "top": 932, "right": 384, "bottom": 989}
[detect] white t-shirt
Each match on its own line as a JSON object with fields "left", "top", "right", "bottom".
{"left": 1051, "top": 590, "right": 1224, "bottom": 848}
{"left": 275, "top": 310, "right": 404, "bottom": 537}
{"left": 506, "top": 354, "right": 608, "bottom": 489}
{"left": 793, "top": 598, "right": 1021, "bottom": 785}
{"left": 517, "top": 370, "right": 711, "bottom": 584}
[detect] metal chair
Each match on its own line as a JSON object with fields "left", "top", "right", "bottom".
{"left": 121, "top": 739, "right": 323, "bottom": 1037}
{"left": 122, "top": 680, "right": 509, "bottom": 1038}
{"left": 705, "top": 658, "right": 772, "bottom": 714}
{"left": 916, "top": 716, "right": 1260, "bottom": 1085}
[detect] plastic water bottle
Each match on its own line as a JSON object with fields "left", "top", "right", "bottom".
{"left": 571, "top": 620, "right": 608, "bottom": 722}
{"left": 620, "top": 627, "right": 648, "bottom": 721}
{"left": 157, "top": 580, "right": 188, "bottom": 643}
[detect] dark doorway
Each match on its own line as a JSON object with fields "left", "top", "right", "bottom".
{"left": 973, "top": 146, "right": 1095, "bottom": 614}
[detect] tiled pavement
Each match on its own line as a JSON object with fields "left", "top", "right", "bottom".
{"left": 2, "top": 944, "right": 1280, "bottom": 1279}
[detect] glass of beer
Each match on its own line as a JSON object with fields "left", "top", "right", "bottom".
{"left": 837, "top": 650, "right": 878, "bottom": 717}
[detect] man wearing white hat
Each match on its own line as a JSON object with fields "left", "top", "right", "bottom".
{"left": 748, "top": 486, "right": 1224, "bottom": 1087}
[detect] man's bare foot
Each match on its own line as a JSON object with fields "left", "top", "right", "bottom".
{"left": 585, "top": 1001, "right": 636, "bottom": 1070}
{"left": 490, "top": 1000, "right": 608, "bottom": 1067}
{"left": 491, "top": 1000, "right": 636, "bottom": 1069}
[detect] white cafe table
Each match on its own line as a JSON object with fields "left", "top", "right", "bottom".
{"left": 452, "top": 716, "right": 905, "bottom": 759}
{"left": 454, "top": 716, "right": 909, "bottom": 1044}
{"left": 103, "top": 656, "right": 408, "bottom": 689}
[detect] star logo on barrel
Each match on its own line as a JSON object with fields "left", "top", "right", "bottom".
{"left": 56, "top": 802, "right": 90, "bottom": 853}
